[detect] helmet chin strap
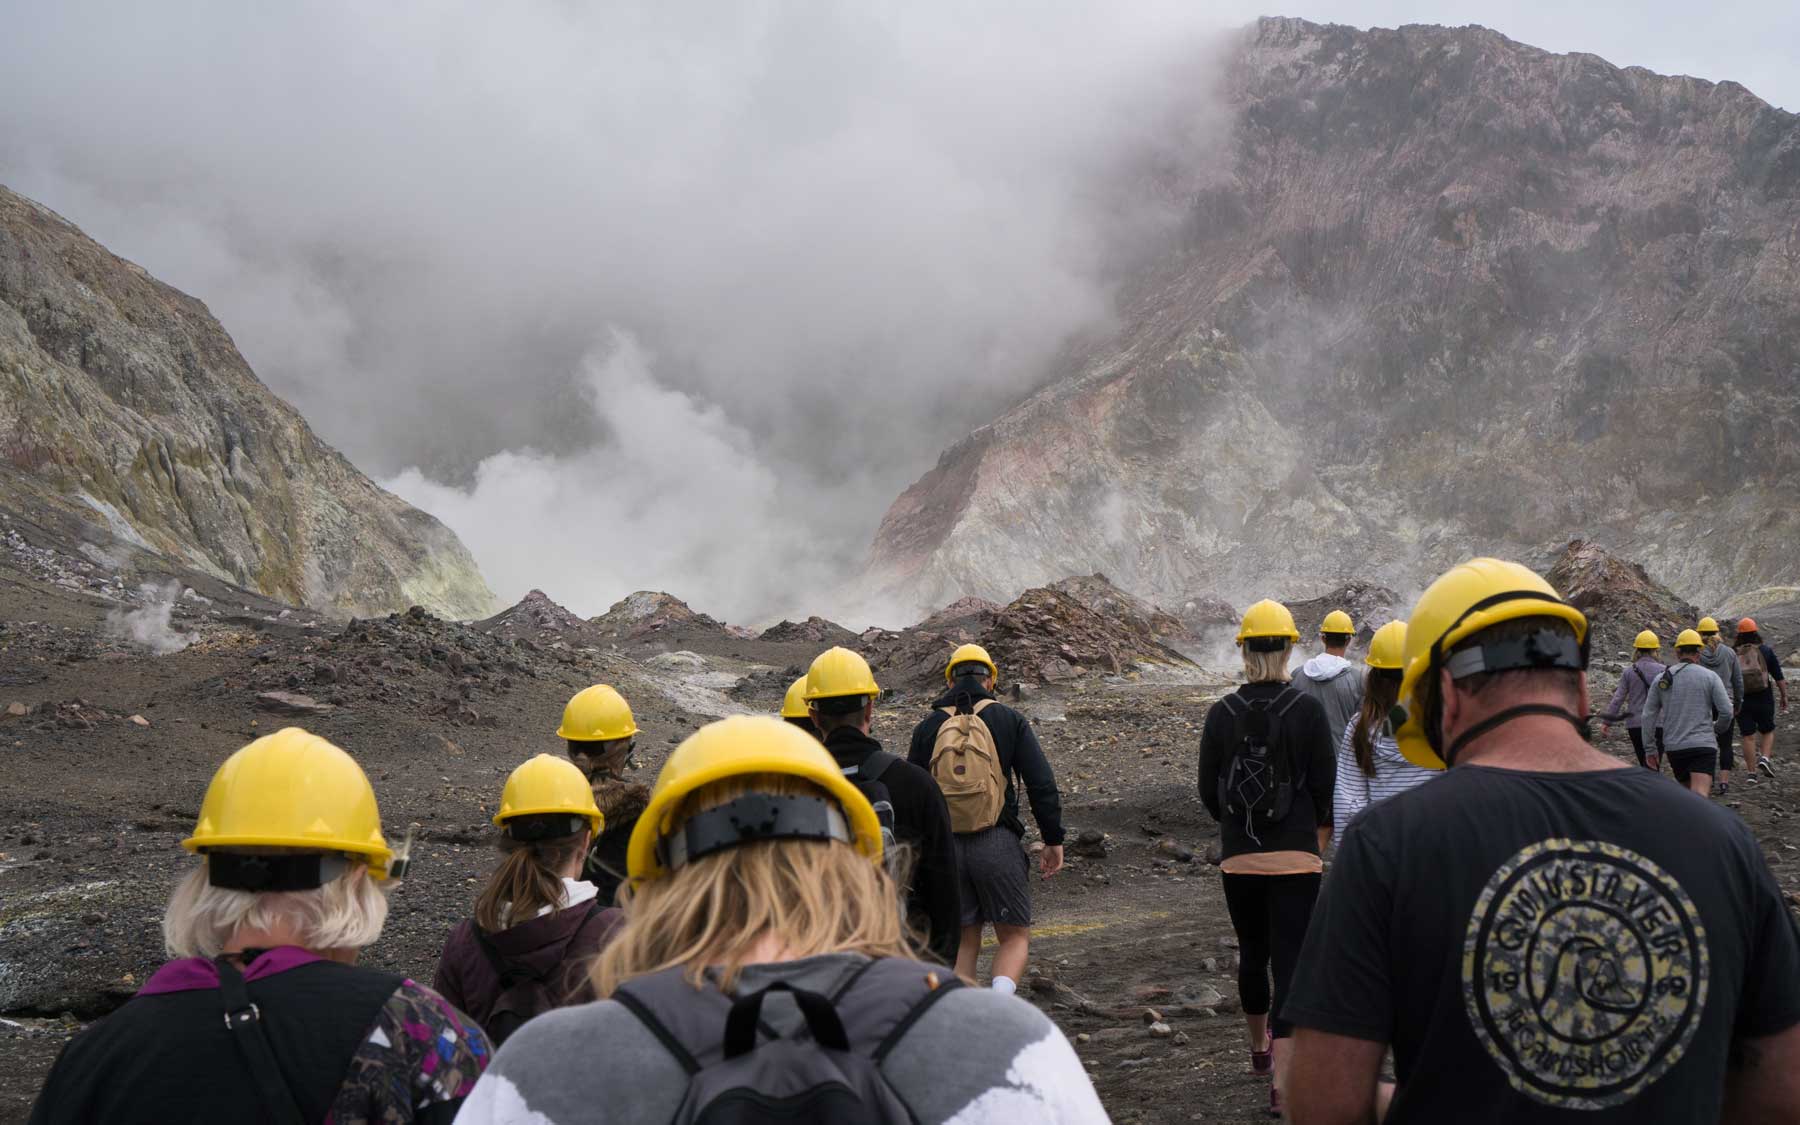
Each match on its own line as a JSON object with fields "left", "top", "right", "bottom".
{"left": 1443, "top": 704, "right": 1591, "bottom": 765}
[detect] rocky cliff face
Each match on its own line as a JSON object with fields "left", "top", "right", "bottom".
{"left": 866, "top": 18, "right": 1800, "bottom": 616}
{"left": 0, "top": 186, "right": 494, "bottom": 618}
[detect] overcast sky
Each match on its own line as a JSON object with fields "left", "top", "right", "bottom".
{"left": 0, "top": 2, "right": 1790, "bottom": 624}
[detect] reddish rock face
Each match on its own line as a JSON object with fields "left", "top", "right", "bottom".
{"left": 864, "top": 18, "right": 1800, "bottom": 619}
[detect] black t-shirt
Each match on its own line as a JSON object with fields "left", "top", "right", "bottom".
{"left": 1284, "top": 763, "right": 1800, "bottom": 1122}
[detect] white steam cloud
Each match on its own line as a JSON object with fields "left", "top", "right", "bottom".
{"left": 0, "top": 2, "right": 1232, "bottom": 623}
{"left": 107, "top": 582, "right": 192, "bottom": 656}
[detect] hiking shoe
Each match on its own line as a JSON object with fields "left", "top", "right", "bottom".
{"left": 1250, "top": 1048, "right": 1273, "bottom": 1076}
{"left": 1760, "top": 758, "right": 1776, "bottom": 779}
{"left": 1716, "top": 781, "right": 1730, "bottom": 795}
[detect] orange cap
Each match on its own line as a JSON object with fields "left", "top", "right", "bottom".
{"left": 1738, "top": 617, "right": 1759, "bottom": 633}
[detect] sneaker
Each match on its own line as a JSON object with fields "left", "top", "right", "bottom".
{"left": 1760, "top": 758, "right": 1776, "bottom": 779}
{"left": 1716, "top": 781, "right": 1730, "bottom": 795}
{"left": 1250, "top": 1048, "right": 1273, "bottom": 1076}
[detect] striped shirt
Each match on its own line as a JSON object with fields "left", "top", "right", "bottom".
{"left": 1331, "top": 721, "right": 1439, "bottom": 850}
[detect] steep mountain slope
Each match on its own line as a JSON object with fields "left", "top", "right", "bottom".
{"left": 866, "top": 18, "right": 1800, "bottom": 616}
{"left": 0, "top": 186, "right": 494, "bottom": 618}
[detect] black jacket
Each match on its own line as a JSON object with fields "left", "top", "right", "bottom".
{"left": 824, "top": 727, "right": 962, "bottom": 964}
{"left": 907, "top": 687, "right": 1066, "bottom": 847}
{"left": 1198, "top": 681, "right": 1335, "bottom": 862}
{"left": 433, "top": 901, "right": 622, "bottom": 1043}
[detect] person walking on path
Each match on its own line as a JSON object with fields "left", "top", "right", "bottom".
{"left": 1734, "top": 618, "right": 1789, "bottom": 778}
{"left": 1696, "top": 617, "right": 1744, "bottom": 790}
{"left": 908, "top": 644, "right": 1066, "bottom": 997}
{"left": 804, "top": 646, "right": 962, "bottom": 964}
{"left": 454, "top": 716, "right": 1111, "bottom": 1125}
{"left": 1600, "top": 630, "right": 1669, "bottom": 770}
{"left": 1293, "top": 609, "right": 1364, "bottom": 752}
{"left": 435, "top": 755, "right": 622, "bottom": 1045}
{"left": 1332, "top": 621, "right": 1436, "bottom": 850}
{"left": 1284, "top": 559, "right": 1800, "bottom": 1124}
{"left": 1199, "top": 600, "right": 1335, "bottom": 1118}
{"left": 29, "top": 728, "right": 490, "bottom": 1124}
{"left": 1643, "top": 630, "right": 1735, "bottom": 797}
{"left": 558, "top": 684, "right": 648, "bottom": 906}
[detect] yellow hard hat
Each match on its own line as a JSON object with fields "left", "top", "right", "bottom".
{"left": 558, "top": 684, "right": 639, "bottom": 742}
{"left": 494, "top": 754, "right": 604, "bottom": 835}
{"left": 626, "top": 715, "right": 882, "bottom": 881}
{"left": 183, "top": 727, "right": 394, "bottom": 878}
{"left": 1674, "top": 629, "right": 1704, "bottom": 649}
{"left": 781, "top": 676, "right": 811, "bottom": 720}
{"left": 1395, "top": 558, "right": 1588, "bottom": 770}
{"left": 944, "top": 643, "right": 999, "bottom": 684}
{"left": 1236, "top": 600, "right": 1301, "bottom": 645}
{"left": 1365, "top": 621, "right": 1407, "bottom": 670}
{"left": 1635, "top": 630, "right": 1662, "bottom": 651}
{"left": 1321, "top": 610, "right": 1355, "bottom": 636}
{"left": 802, "top": 647, "right": 881, "bottom": 701}
{"left": 1696, "top": 616, "right": 1720, "bottom": 635}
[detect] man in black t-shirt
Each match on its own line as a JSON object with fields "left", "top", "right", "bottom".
{"left": 1284, "top": 559, "right": 1800, "bottom": 1124}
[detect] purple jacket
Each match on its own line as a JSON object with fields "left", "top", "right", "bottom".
{"left": 1604, "top": 656, "right": 1668, "bottom": 728}
{"left": 433, "top": 901, "right": 621, "bottom": 1038}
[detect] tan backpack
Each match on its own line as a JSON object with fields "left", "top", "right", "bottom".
{"left": 930, "top": 700, "right": 1006, "bottom": 833}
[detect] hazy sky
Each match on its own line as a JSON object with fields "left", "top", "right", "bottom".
{"left": 0, "top": 2, "right": 1790, "bottom": 624}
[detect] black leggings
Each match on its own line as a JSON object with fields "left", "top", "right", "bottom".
{"left": 1628, "top": 727, "right": 1649, "bottom": 768}
{"left": 1221, "top": 871, "right": 1321, "bottom": 1039}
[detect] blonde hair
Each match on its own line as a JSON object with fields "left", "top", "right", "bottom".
{"left": 592, "top": 773, "right": 919, "bottom": 996}
{"left": 163, "top": 856, "right": 389, "bottom": 958}
{"left": 1242, "top": 645, "right": 1292, "bottom": 684}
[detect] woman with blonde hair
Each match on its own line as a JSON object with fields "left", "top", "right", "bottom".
{"left": 435, "top": 754, "right": 622, "bottom": 1044}
{"left": 1331, "top": 621, "right": 1438, "bottom": 850}
{"left": 1198, "top": 600, "right": 1335, "bottom": 1119}
{"left": 29, "top": 728, "right": 489, "bottom": 1124}
{"left": 457, "top": 715, "right": 1108, "bottom": 1125}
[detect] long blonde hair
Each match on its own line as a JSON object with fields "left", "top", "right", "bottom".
{"left": 592, "top": 773, "right": 918, "bottom": 996}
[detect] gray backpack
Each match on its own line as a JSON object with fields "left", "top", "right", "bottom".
{"left": 610, "top": 958, "right": 961, "bottom": 1124}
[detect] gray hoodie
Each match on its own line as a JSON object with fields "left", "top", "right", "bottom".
{"left": 1292, "top": 652, "right": 1364, "bottom": 750}
{"left": 1642, "top": 660, "right": 1733, "bottom": 753}
{"left": 1698, "top": 643, "right": 1744, "bottom": 709}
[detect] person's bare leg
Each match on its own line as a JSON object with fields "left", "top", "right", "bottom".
{"left": 1246, "top": 1012, "right": 1270, "bottom": 1050}
{"left": 1374, "top": 1080, "right": 1396, "bottom": 1120}
{"left": 1273, "top": 1036, "right": 1294, "bottom": 1104}
{"left": 1690, "top": 773, "right": 1713, "bottom": 798}
{"left": 955, "top": 924, "right": 983, "bottom": 983}
{"left": 991, "top": 923, "right": 1030, "bottom": 986}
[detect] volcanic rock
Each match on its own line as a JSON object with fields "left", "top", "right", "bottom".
{"left": 477, "top": 589, "right": 595, "bottom": 644}
{"left": 1545, "top": 540, "right": 1697, "bottom": 657}
{"left": 863, "top": 19, "right": 1800, "bottom": 617}
{"left": 758, "top": 616, "right": 860, "bottom": 646}
{"left": 1282, "top": 582, "right": 1404, "bottom": 646}
{"left": 0, "top": 185, "right": 494, "bottom": 618}
{"left": 591, "top": 591, "right": 737, "bottom": 642}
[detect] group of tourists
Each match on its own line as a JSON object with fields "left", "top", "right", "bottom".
{"left": 27, "top": 559, "right": 1800, "bottom": 1123}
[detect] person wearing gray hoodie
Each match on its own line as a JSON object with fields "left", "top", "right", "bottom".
{"left": 1599, "top": 631, "right": 1668, "bottom": 770}
{"left": 1292, "top": 613, "right": 1364, "bottom": 752}
{"left": 1697, "top": 619, "right": 1744, "bottom": 791}
{"left": 1643, "top": 633, "right": 1734, "bottom": 797}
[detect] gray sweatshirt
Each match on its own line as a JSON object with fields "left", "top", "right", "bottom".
{"left": 1642, "top": 661, "right": 1733, "bottom": 753}
{"left": 1698, "top": 643, "right": 1744, "bottom": 709}
{"left": 454, "top": 953, "right": 1110, "bottom": 1125}
{"left": 1292, "top": 653, "right": 1364, "bottom": 751}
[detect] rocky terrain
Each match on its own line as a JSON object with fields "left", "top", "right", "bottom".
{"left": 3, "top": 521, "right": 1798, "bottom": 1124}
{"left": 0, "top": 185, "right": 493, "bottom": 619}
{"left": 865, "top": 17, "right": 1800, "bottom": 620}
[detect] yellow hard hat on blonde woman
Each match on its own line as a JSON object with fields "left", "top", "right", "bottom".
{"left": 1237, "top": 600, "right": 1301, "bottom": 645}
{"left": 627, "top": 716, "right": 882, "bottom": 881}
{"left": 1634, "top": 630, "right": 1662, "bottom": 651}
{"left": 183, "top": 727, "right": 394, "bottom": 878}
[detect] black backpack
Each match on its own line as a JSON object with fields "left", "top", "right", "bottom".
{"left": 473, "top": 902, "right": 604, "bottom": 1045}
{"left": 611, "top": 957, "right": 962, "bottom": 1124}
{"left": 1217, "top": 688, "right": 1306, "bottom": 834}
{"left": 842, "top": 749, "right": 899, "bottom": 856}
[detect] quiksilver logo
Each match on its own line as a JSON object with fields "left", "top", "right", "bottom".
{"left": 1462, "top": 839, "right": 1708, "bottom": 1109}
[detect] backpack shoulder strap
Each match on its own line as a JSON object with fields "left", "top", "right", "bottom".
{"left": 825, "top": 957, "right": 965, "bottom": 1063}
{"left": 858, "top": 749, "right": 899, "bottom": 785}
{"left": 971, "top": 699, "right": 998, "bottom": 716}
{"left": 1271, "top": 686, "right": 1306, "bottom": 717}
{"left": 1220, "top": 693, "right": 1247, "bottom": 717}
{"left": 473, "top": 923, "right": 532, "bottom": 988}
{"left": 610, "top": 966, "right": 721, "bottom": 1076}
{"left": 215, "top": 957, "right": 308, "bottom": 1125}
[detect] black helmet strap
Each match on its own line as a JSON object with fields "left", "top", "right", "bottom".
{"left": 658, "top": 793, "right": 851, "bottom": 872}
{"left": 1444, "top": 704, "right": 1590, "bottom": 766}
{"left": 208, "top": 852, "right": 350, "bottom": 892}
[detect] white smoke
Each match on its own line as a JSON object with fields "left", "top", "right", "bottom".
{"left": 107, "top": 582, "right": 192, "bottom": 655}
